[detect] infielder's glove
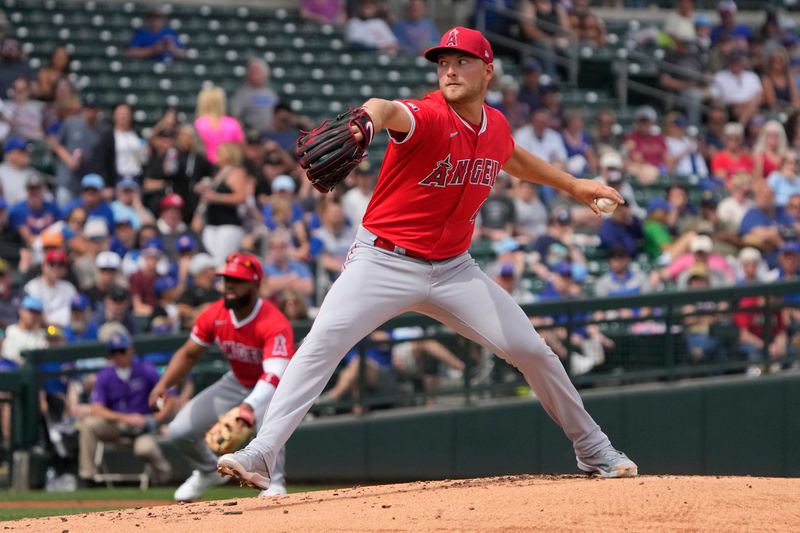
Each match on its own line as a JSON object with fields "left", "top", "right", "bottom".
{"left": 295, "top": 107, "right": 374, "bottom": 193}
{"left": 204, "top": 405, "right": 255, "bottom": 456}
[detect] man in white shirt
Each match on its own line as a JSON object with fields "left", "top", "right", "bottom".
{"left": 1, "top": 294, "right": 48, "bottom": 366}
{"left": 0, "top": 137, "right": 33, "bottom": 206}
{"left": 23, "top": 248, "right": 78, "bottom": 327}
{"left": 513, "top": 109, "right": 567, "bottom": 169}
{"left": 346, "top": 0, "right": 399, "bottom": 53}
{"left": 512, "top": 180, "right": 548, "bottom": 243}
{"left": 342, "top": 162, "right": 375, "bottom": 227}
{"left": 717, "top": 170, "right": 754, "bottom": 230}
{"left": 710, "top": 50, "right": 762, "bottom": 125}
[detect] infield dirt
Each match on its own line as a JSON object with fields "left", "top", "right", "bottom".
{"left": 6, "top": 474, "right": 800, "bottom": 532}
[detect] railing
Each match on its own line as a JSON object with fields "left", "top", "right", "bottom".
{"left": 2, "top": 279, "right": 800, "bottom": 480}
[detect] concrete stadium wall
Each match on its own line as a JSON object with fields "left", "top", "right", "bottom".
{"left": 285, "top": 373, "right": 800, "bottom": 482}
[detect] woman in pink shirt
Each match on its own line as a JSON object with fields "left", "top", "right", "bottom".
{"left": 711, "top": 122, "right": 754, "bottom": 181}
{"left": 193, "top": 87, "right": 244, "bottom": 165}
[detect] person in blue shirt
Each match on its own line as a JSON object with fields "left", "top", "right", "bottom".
{"left": 710, "top": 1, "right": 752, "bottom": 46}
{"left": 740, "top": 181, "right": 796, "bottom": 268}
{"left": 393, "top": 0, "right": 440, "bottom": 55}
{"left": 599, "top": 201, "right": 644, "bottom": 258}
{"left": 263, "top": 230, "right": 314, "bottom": 306}
{"left": 9, "top": 173, "right": 61, "bottom": 246}
{"left": 125, "top": 7, "right": 185, "bottom": 62}
{"left": 64, "top": 174, "right": 115, "bottom": 232}
{"left": 62, "top": 293, "right": 100, "bottom": 343}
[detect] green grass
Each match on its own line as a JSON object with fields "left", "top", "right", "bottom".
{"left": 0, "top": 484, "right": 343, "bottom": 522}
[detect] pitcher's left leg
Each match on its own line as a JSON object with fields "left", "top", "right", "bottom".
{"left": 424, "top": 258, "right": 611, "bottom": 458}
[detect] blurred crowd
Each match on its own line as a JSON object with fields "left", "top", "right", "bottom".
{"left": 0, "top": 0, "right": 799, "bottom": 447}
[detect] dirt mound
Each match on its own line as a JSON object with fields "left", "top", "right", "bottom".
{"left": 7, "top": 475, "right": 800, "bottom": 532}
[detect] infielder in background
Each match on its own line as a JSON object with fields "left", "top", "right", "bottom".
{"left": 148, "top": 252, "right": 295, "bottom": 501}
{"left": 219, "top": 27, "right": 637, "bottom": 489}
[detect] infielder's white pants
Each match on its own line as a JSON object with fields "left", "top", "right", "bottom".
{"left": 202, "top": 224, "right": 245, "bottom": 265}
{"left": 246, "top": 226, "right": 611, "bottom": 477}
{"left": 168, "top": 371, "right": 286, "bottom": 488}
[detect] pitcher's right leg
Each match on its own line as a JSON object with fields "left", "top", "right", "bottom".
{"left": 222, "top": 243, "right": 430, "bottom": 486}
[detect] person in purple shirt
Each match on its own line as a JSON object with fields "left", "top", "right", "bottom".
{"left": 78, "top": 332, "right": 172, "bottom": 486}
{"left": 740, "top": 181, "right": 797, "bottom": 268}
{"left": 393, "top": 0, "right": 440, "bottom": 55}
{"left": 599, "top": 201, "right": 644, "bottom": 258}
{"left": 64, "top": 174, "right": 115, "bottom": 232}
{"left": 125, "top": 7, "right": 186, "bottom": 61}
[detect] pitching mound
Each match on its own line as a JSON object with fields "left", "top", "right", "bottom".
{"left": 7, "top": 475, "right": 800, "bottom": 532}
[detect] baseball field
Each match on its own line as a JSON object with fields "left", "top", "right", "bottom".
{"left": 3, "top": 475, "right": 799, "bottom": 531}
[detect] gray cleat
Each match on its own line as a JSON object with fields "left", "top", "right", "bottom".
{"left": 217, "top": 448, "right": 271, "bottom": 490}
{"left": 577, "top": 446, "right": 638, "bottom": 478}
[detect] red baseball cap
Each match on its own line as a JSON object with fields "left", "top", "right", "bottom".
{"left": 159, "top": 193, "right": 185, "bottom": 212}
{"left": 220, "top": 252, "right": 263, "bottom": 284}
{"left": 424, "top": 27, "right": 494, "bottom": 64}
{"left": 45, "top": 248, "right": 69, "bottom": 264}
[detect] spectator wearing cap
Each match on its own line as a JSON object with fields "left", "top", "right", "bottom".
{"left": 599, "top": 200, "right": 643, "bottom": 258}
{"left": 6, "top": 77, "right": 44, "bottom": 142}
{"left": 680, "top": 264, "right": 723, "bottom": 363}
{"left": 108, "top": 215, "right": 137, "bottom": 260}
{"left": 594, "top": 246, "right": 651, "bottom": 299}
{"left": 735, "top": 246, "right": 768, "bottom": 284}
{"left": 494, "top": 261, "right": 536, "bottom": 305}
{"left": 392, "top": 0, "right": 440, "bottom": 55}
{"left": 518, "top": 59, "right": 543, "bottom": 115}
{"left": 50, "top": 94, "right": 115, "bottom": 206}
{"left": 643, "top": 199, "right": 697, "bottom": 264}
{"left": 346, "top": 0, "right": 399, "bottom": 53}
{"left": 156, "top": 193, "right": 192, "bottom": 260}
{"left": 262, "top": 177, "right": 311, "bottom": 261}
{"left": 176, "top": 253, "right": 221, "bottom": 330}
{"left": 710, "top": 51, "right": 762, "bottom": 125}
{"left": 1, "top": 294, "right": 47, "bottom": 366}
{"left": 111, "top": 179, "right": 154, "bottom": 231}
{"left": 762, "top": 48, "right": 800, "bottom": 113}
{"left": 79, "top": 332, "right": 172, "bottom": 487}
{"left": 342, "top": 162, "right": 375, "bottom": 228}
{"left": 86, "top": 251, "right": 123, "bottom": 308}
{"left": 129, "top": 239, "right": 164, "bottom": 317}
{"left": 70, "top": 217, "right": 111, "bottom": 289}
{"left": 0, "top": 137, "right": 33, "bottom": 206}
{"left": 659, "top": 19, "right": 707, "bottom": 126}
{"left": 263, "top": 229, "right": 314, "bottom": 306}
{"left": 711, "top": 122, "right": 754, "bottom": 181}
{"left": 664, "top": 113, "right": 708, "bottom": 178}
{"left": 231, "top": 58, "right": 279, "bottom": 133}
{"left": 312, "top": 202, "right": 357, "bottom": 290}
{"left": 193, "top": 142, "right": 248, "bottom": 264}
{"left": 531, "top": 208, "right": 585, "bottom": 272}
{"left": 740, "top": 180, "right": 795, "bottom": 266}
{"left": 89, "top": 285, "right": 137, "bottom": 335}
{"left": 8, "top": 173, "right": 61, "bottom": 247}
{"left": 0, "top": 259, "right": 21, "bottom": 329}
{"left": 150, "top": 276, "right": 181, "bottom": 334}
{"left": 125, "top": 6, "right": 185, "bottom": 61}
{"left": 711, "top": 1, "right": 752, "bottom": 47}
{"left": 595, "top": 151, "right": 645, "bottom": 220}
{"left": 62, "top": 293, "right": 99, "bottom": 343}
{"left": 23, "top": 249, "right": 77, "bottom": 327}
{"left": 512, "top": 181, "right": 548, "bottom": 243}
{"left": 64, "top": 174, "right": 115, "bottom": 232}
{"left": 766, "top": 150, "right": 800, "bottom": 207}
{"left": 622, "top": 106, "right": 667, "bottom": 185}
{"left": 514, "top": 108, "right": 568, "bottom": 177}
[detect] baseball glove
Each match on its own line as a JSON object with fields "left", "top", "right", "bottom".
{"left": 295, "top": 107, "right": 374, "bottom": 193}
{"left": 204, "top": 405, "right": 255, "bottom": 456}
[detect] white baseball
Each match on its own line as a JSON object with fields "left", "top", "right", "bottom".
{"left": 595, "top": 198, "right": 618, "bottom": 213}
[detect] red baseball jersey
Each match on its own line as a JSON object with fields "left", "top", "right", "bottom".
{"left": 190, "top": 298, "right": 295, "bottom": 388}
{"left": 361, "top": 90, "right": 515, "bottom": 259}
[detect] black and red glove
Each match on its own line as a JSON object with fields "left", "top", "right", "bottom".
{"left": 295, "top": 107, "right": 374, "bottom": 193}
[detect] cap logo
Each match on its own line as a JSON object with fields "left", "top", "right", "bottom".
{"left": 445, "top": 28, "right": 458, "bottom": 47}
{"left": 484, "top": 50, "right": 489, "bottom": 58}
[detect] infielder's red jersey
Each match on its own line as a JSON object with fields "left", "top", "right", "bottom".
{"left": 190, "top": 298, "right": 295, "bottom": 388}
{"left": 361, "top": 90, "right": 515, "bottom": 259}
